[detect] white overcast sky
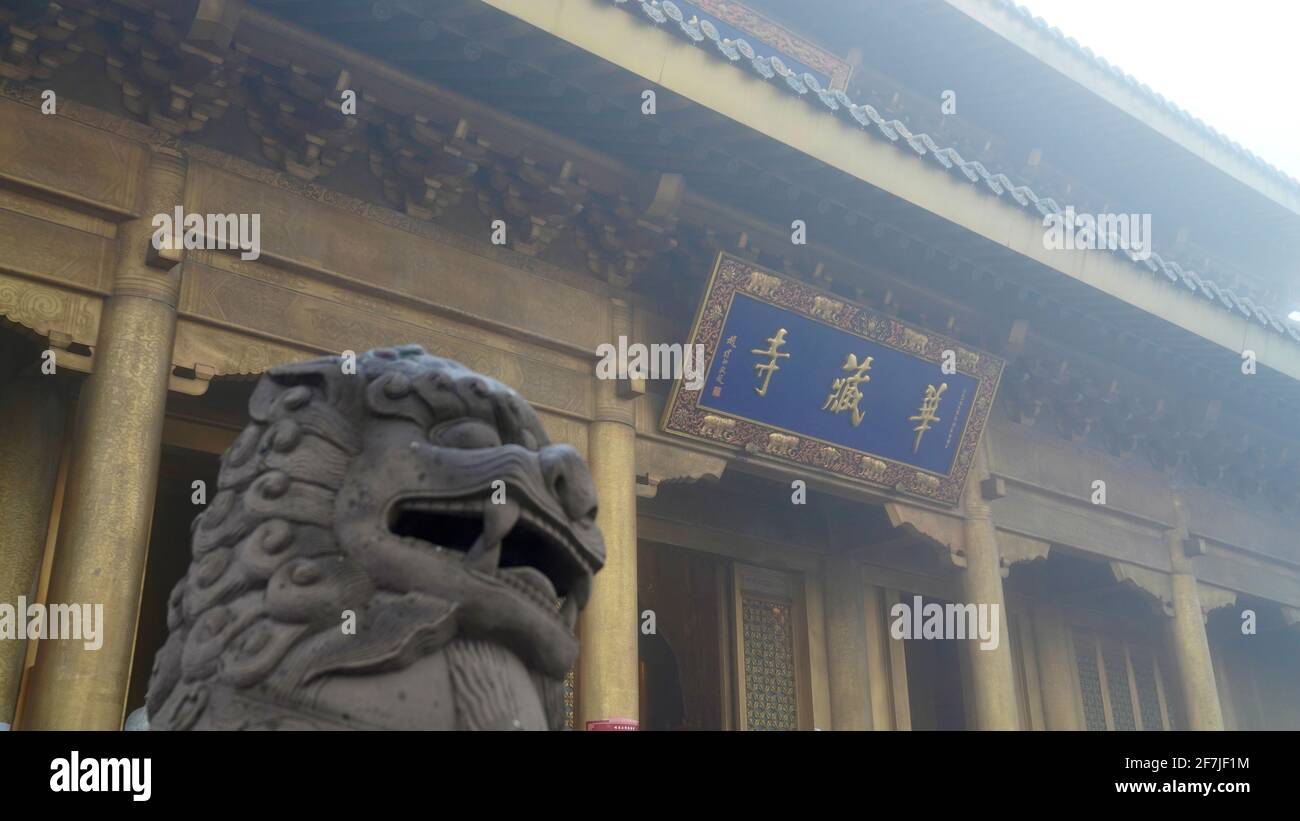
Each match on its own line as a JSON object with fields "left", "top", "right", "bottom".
{"left": 1011, "top": 0, "right": 1300, "bottom": 182}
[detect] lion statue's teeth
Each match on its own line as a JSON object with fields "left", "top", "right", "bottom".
{"left": 146, "top": 345, "right": 604, "bottom": 731}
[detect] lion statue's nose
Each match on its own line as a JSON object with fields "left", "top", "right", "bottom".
{"left": 539, "top": 444, "right": 598, "bottom": 525}
{"left": 148, "top": 347, "right": 602, "bottom": 730}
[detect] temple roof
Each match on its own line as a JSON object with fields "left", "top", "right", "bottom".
{"left": 606, "top": 0, "right": 1300, "bottom": 346}
{"left": 987, "top": 0, "right": 1300, "bottom": 195}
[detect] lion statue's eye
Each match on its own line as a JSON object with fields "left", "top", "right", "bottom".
{"left": 428, "top": 418, "right": 504, "bottom": 449}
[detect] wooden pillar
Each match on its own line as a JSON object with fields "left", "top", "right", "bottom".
{"left": 0, "top": 375, "right": 67, "bottom": 727}
{"left": 21, "top": 148, "right": 186, "bottom": 730}
{"left": 1168, "top": 570, "right": 1224, "bottom": 730}
{"left": 959, "top": 448, "right": 1020, "bottom": 729}
{"left": 577, "top": 298, "right": 639, "bottom": 727}
{"left": 1164, "top": 497, "right": 1223, "bottom": 731}
{"left": 1031, "top": 605, "right": 1082, "bottom": 730}
{"left": 824, "top": 554, "right": 871, "bottom": 729}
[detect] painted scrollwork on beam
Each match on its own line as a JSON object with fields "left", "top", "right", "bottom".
{"left": 0, "top": 273, "right": 102, "bottom": 349}
{"left": 172, "top": 319, "right": 317, "bottom": 379}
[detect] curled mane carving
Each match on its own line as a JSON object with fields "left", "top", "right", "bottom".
{"left": 147, "top": 345, "right": 603, "bottom": 730}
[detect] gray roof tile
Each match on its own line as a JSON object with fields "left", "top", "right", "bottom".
{"left": 608, "top": 0, "right": 1300, "bottom": 348}
{"left": 994, "top": 0, "right": 1300, "bottom": 191}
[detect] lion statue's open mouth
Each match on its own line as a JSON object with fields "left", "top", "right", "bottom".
{"left": 146, "top": 345, "right": 604, "bottom": 730}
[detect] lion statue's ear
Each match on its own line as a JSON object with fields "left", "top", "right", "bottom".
{"left": 148, "top": 344, "right": 600, "bottom": 730}
{"left": 250, "top": 355, "right": 367, "bottom": 426}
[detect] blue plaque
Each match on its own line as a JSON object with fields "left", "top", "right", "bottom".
{"left": 662, "top": 254, "right": 1005, "bottom": 505}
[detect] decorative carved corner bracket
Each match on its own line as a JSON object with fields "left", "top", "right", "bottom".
{"left": 172, "top": 321, "right": 318, "bottom": 380}
{"left": 1109, "top": 561, "right": 1175, "bottom": 617}
{"left": 996, "top": 529, "right": 1050, "bottom": 578}
{"left": 1196, "top": 582, "right": 1237, "bottom": 619}
{"left": 884, "top": 501, "right": 965, "bottom": 567}
{"left": 635, "top": 438, "right": 727, "bottom": 499}
{"left": 0, "top": 274, "right": 102, "bottom": 350}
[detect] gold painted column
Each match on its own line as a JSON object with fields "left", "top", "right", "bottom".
{"left": 824, "top": 554, "right": 872, "bottom": 729}
{"left": 577, "top": 298, "right": 639, "bottom": 727}
{"left": 0, "top": 375, "right": 67, "bottom": 727}
{"left": 21, "top": 148, "right": 186, "bottom": 730}
{"left": 1166, "top": 514, "right": 1223, "bottom": 730}
{"left": 960, "top": 448, "right": 1020, "bottom": 729}
{"left": 1031, "top": 605, "right": 1081, "bottom": 730}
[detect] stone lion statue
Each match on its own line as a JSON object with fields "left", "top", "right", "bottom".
{"left": 146, "top": 345, "right": 604, "bottom": 730}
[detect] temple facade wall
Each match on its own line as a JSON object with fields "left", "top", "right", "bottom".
{"left": 0, "top": 65, "right": 1295, "bottom": 731}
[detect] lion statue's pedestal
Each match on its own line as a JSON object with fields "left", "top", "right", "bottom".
{"left": 145, "top": 345, "right": 604, "bottom": 730}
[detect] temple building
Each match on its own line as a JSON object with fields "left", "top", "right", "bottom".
{"left": 2, "top": 0, "right": 1299, "bottom": 730}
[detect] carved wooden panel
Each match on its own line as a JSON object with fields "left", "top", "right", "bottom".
{"left": 0, "top": 187, "right": 116, "bottom": 238}
{"left": 740, "top": 593, "right": 799, "bottom": 730}
{"left": 185, "top": 162, "right": 611, "bottom": 353}
{"left": 179, "top": 261, "right": 593, "bottom": 417}
{"left": 172, "top": 319, "right": 315, "bottom": 378}
{"left": 0, "top": 97, "right": 145, "bottom": 216}
{"left": 1130, "top": 650, "right": 1165, "bottom": 732}
{"left": 732, "top": 564, "right": 809, "bottom": 731}
{"left": 985, "top": 414, "right": 1173, "bottom": 525}
{"left": 1072, "top": 630, "right": 1108, "bottom": 731}
{"left": 0, "top": 208, "right": 115, "bottom": 293}
{"left": 990, "top": 487, "right": 1170, "bottom": 571}
{"left": 1072, "top": 627, "right": 1174, "bottom": 731}
{"left": 1189, "top": 552, "right": 1300, "bottom": 610}
{"left": 183, "top": 250, "right": 591, "bottom": 373}
{"left": 1101, "top": 639, "right": 1137, "bottom": 730}
{"left": 1180, "top": 480, "right": 1300, "bottom": 569}
{"left": 0, "top": 271, "right": 102, "bottom": 347}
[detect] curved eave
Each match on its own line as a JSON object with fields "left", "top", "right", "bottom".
{"left": 944, "top": 0, "right": 1300, "bottom": 220}
{"left": 481, "top": 0, "right": 1300, "bottom": 383}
